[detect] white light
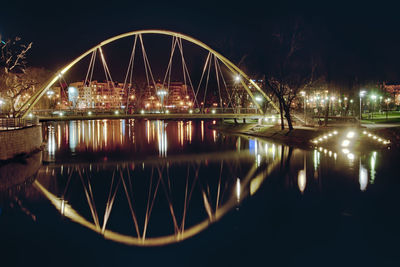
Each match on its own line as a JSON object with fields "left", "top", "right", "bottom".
{"left": 212, "top": 109, "right": 216, "bottom": 114}
{"left": 236, "top": 178, "right": 241, "bottom": 201}
{"left": 342, "top": 148, "right": 350, "bottom": 154}
{"left": 346, "top": 131, "right": 355, "bottom": 139}
{"left": 363, "top": 131, "right": 367, "bottom": 134}
{"left": 166, "top": 110, "right": 170, "bottom": 114}
{"left": 59, "top": 112, "right": 63, "bottom": 117}
{"left": 333, "top": 131, "right": 338, "bottom": 135}
{"left": 298, "top": 170, "right": 306, "bottom": 193}
{"left": 235, "top": 75, "right": 241, "bottom": 82}
{"left": 347, "top": 153, "right": 355, "bottom": 160}
{"left": 342, "top": 139, "right": 350, "bottom": 147}
{"left": 189, "top": 109, "right": 193, "bottom": 114}
{"left": 114, "top": 110, "right": 119, "bottom": 115}
{"left": 68, "top": 86, "right": 76, "bottom": 93}
{"left": 28, "top": 113, "right": 33, "bottom": 118}
{"left": 255, "top": 96, "right": 263, "bottom": 102}
{"left": 359, "top": 164, "right": 368, "bottom": 191}
{"left": 140, "top": 110, "right": 145, "bottom": 114}
{"left": 88, "top": 111, "right": 92, "bottom": 115}
{"left": 157, "top": 89, "right": 168, "bottom": 96}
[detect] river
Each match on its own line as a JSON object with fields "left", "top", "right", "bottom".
{"left": 1, "top": 119, "right": 399, "bottom": 266}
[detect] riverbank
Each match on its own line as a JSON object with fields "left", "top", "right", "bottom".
{"left": 212, "top": 122, "right": 400, "bottom": 149}
{"left": 0, "top": 125, "right": 42, "bottom": 160}
{"left": 212, "top": 122, "right": 321, "bottom": 148}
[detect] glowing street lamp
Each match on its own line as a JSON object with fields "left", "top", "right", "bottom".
{"left": 385, "top": 98, "right": 391, "bottom": 120}
{"left": 359, "top": 90, "right": 366, "bottom": 120}
{"left": 157, "top": 89, "right": 168, "bottom": 112}
{"left": 300, "top": 91, "right": 306, "bottom": 124}
{"left": 370, "top": 94, "right": 377, "bottom": 119}
{"left": 234, "top": 75, "right": 241, "bottom": 83}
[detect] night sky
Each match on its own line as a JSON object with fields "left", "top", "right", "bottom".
{"left": 2, "top": 0, "right": 400, "bottom": 85}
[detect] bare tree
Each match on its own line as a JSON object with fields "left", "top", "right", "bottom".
{"left": 264, "top": 20, "right": 318, "bottom": 131}
{"left": 0, "top": 36, "right": 49, "bottom": 117}
{"left": 1, "top": 36, "right": 32, "bottom": 74}
{"left": 0, "top": 67, "right": 49, "bottom": 116}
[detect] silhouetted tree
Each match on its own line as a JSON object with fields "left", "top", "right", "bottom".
{"left": 0, "top": 36, "right": 49, "bottom": 116}
{"left": 264, "top": 20, "right": 318, "bottom": 130}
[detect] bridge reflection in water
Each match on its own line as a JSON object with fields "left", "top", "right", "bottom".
{"left": 35, "top": 138, "right": 284, "bottom": 246}
{"left": 31, "top": 119, "right": 384, "bottom": 247}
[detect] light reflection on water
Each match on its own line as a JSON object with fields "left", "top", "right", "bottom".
{"left": 1, "top": 119, "right": 389, "bottom": 247}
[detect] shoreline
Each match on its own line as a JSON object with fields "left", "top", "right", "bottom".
{"left": 212, "top": 122, "right": 400, "bottom": 150}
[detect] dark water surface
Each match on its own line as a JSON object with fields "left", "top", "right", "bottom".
{"left": 1, "top": 119, "right": 399, "bottom": 267}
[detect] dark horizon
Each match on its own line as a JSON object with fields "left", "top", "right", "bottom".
{"left": 2, "top": 0, "right": 400, "bottom": 85}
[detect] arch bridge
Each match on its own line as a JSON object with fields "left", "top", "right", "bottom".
{"left": 17, "top": 30, "right": 280, "bottom": 120}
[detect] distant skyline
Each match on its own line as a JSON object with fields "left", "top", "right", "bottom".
{"left": 2, "top": 0, "right": 400, "bottom": 84}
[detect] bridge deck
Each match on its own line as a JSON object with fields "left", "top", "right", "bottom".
{"left": 38, "top": 113, "right": 264, "bottom": 121}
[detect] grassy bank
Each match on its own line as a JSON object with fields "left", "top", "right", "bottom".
{"left": 212, "top": 122, "right": 321, "bottom": 148}
{"left": 213, "top": 121, "right": 399, "bottom": 150}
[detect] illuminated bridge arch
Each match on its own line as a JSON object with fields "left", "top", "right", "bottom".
{"left": 18, "top": 29, "right": 279, "bottom": 118}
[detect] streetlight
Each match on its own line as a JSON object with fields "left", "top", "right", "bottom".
{"left": 0, "top": 99, "right": 4, "bottom": 114}
{"left": 359, "top": 90, "right": 366, "bottom": 120}
{"left": 300, "top": 91, "right": 306, "bottom": 125}
{"left": 156, "top": 89, "right": 168, "bottom": 113}
{"left": 385, "top": 98, "right": 391, "bottom": 120}
{"left": 330, "top": 96, "right": 335, "bottom": 116}
{"left": 370, "top": 94, "right": 377, "bottom": 119}
{"left": 234, "top": 75, "right": 241, "bottom": 83}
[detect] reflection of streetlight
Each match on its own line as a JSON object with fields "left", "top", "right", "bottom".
{"left": 359, "top": 90, "right": 366, "bottom": 120}
{"left": 157, "top": 89, "right": 168, "bottom": 112}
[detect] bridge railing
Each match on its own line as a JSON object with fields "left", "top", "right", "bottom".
{"left": 0, "top": 117, "right": 39, "bottom": 131}
{"left": 31, "top": 107, "right": 262, "bottom": 117}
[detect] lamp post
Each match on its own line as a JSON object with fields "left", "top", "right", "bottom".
{"left": 359, "top": 90, "right": 366, "bottom": 120}
{"left": 330, "top": 96, "right": 335, "bottom": 116}
{"left": 385, "top": 98, "right": 391, "bottom": 120}
{"left": 157, "top": 89, "right": 168, "bottom": 113}
{"left": 300, "top": 91, "right": 306, "bottom": 125}
{"left": 255, "top": 95, "right": 263, "bottom": 114}
{"left": 370, "top": 94, "right": 377, "bottom": 119}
